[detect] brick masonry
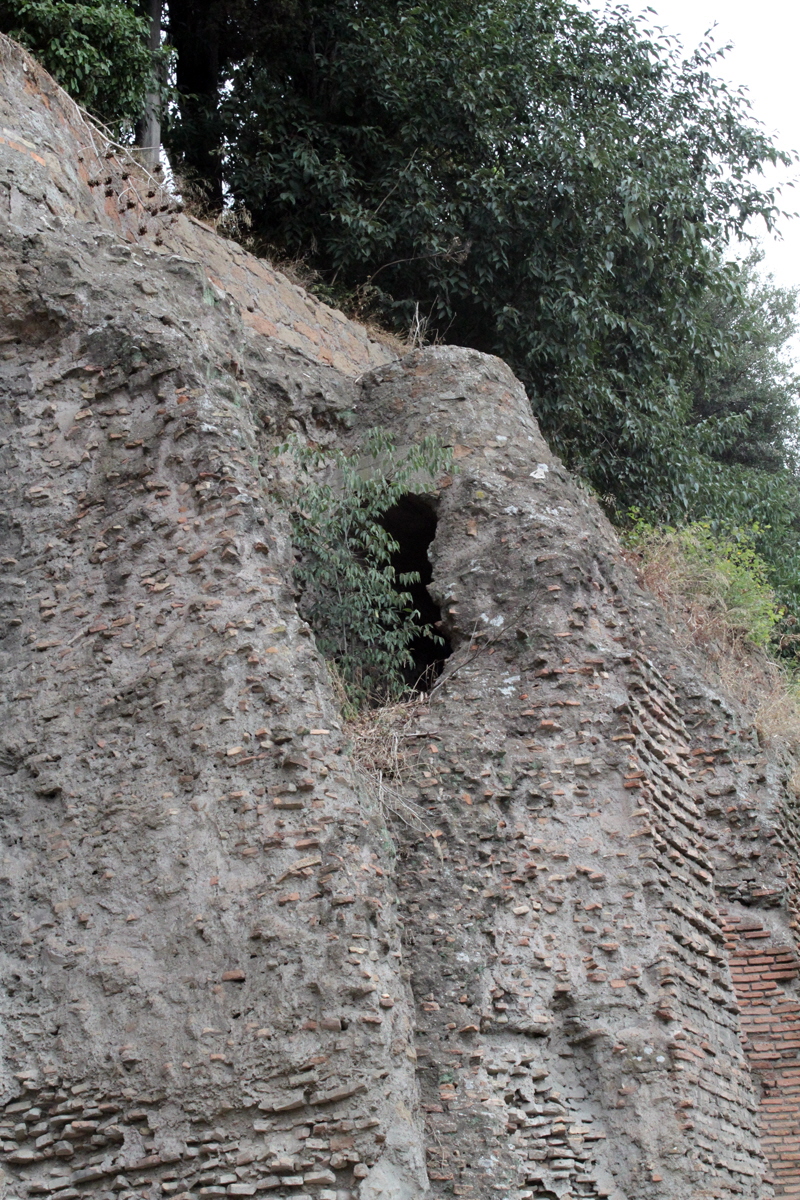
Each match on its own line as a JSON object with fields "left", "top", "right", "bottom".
{"left": 0, "top": 35, "right": 393, "bottom": 380}
{"left": 724, "top": 915, "right": 800, "bottom": 1197}
{"left": 352, "top": 352, "right": 787, "bottom": 1199}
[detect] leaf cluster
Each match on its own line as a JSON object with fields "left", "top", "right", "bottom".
{"left": 281, "top": 430, "right": 452, "bottom": 710}
{"left": 206, "top": 0, "right": 793, "bottom": 515}
{"left": 644, "top": 258, "right": 800, "bottom": 610}
{"left": 0, "top": 0, "right": 153, "bottom": 135}
{"left": 688, "top": 257, "right": 800, "bottom": 477}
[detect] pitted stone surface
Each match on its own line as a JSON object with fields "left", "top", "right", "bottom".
{"left": 0, "top": 33, "right": 422, "bottom": 1200}
{"left": 1, "top": 31, "right": 800, "bottom": 1200}
{"left": 347, "top": 349, "right": 792, "bottom": 1199}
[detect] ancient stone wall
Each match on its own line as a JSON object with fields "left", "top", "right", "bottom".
{"left": 0, "top": 36, "right": 392, "bottom": 378}
{"left": 725, "top": 915, "right": 800, "bottom": 1197}
{"left": 2, "top": 32, "right": 800, "bottom": 1200}
{"left": 1, "top": 34, "right": 421, "bottom": 1200}
{"left": 348, "top": 350, "right": 790, "bottom": 1200}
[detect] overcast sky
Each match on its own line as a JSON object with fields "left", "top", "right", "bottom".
{"left": 637, "top": 0, "right": 800, "bottom": 295}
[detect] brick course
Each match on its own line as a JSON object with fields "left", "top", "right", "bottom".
{"left": 725, "top": 915, "right": 800, "bottom": 1197}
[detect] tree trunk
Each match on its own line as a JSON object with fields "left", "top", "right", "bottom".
{"left": 166, "top": 0, "right": 225, "bottom": 212}
{"left": 136, "top": 0, "right": 163, "bottom": 171}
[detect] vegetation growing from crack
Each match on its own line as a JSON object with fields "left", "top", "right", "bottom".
{"left": 282, "top": 429, "right": 452, "bottom": 710}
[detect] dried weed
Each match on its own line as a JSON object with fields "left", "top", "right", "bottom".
{"left": 345, "top": 692, "right": 439, "bottom": 840}
{"left": 347, "top": 693, "right": 430, "bottom": 780}
{"left": 625, "top": 541, "right": 800, "bottom": 755}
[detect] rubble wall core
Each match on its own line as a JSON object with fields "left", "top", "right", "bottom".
{"left": 1, "top": 32, "right": 800, "bottom": 1200}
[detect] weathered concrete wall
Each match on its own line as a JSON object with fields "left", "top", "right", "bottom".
{"left": 2, "top": 31, "right": 800, "bottom": 1200}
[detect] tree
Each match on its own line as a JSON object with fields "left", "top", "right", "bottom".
{"left": 675, "top": 260, "right": 800, "bottom": 608}
{"left": 136, "top": 0, "right": 164, "bottom": 169}
{"left": 163, "top": 0, "right": 227, "bottom": 207}
{"left": 0, "top": 0, "right": 152, "bottom": 136}
{"left": 196, "top": 0, "right": 792, "bottom": 519}
{"left": 687, "top": 257, "right": 800, "bottom": 478}
{"left": 165, "top": 0, "right": 300, "bottom": 209}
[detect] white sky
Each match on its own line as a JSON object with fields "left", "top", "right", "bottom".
{"left": 635, "top": 0, "right": 800, "bottom": 294}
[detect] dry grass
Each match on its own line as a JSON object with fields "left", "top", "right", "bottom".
{"left": 343, "top": 692, "right": 438, "bottom": 835}
{"left": 716, "top": 650, "right": 800, "bottom": 757}
{"left": 624, "top": 534, "right": 800, "bottom": 759}
{"left": 348, "top": 695, "right": 424, "bottom": 780}
{"left": 624, "top": 533, "right": 771, "bottom": 655}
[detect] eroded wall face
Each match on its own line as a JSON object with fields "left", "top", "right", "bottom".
{"left": 1, "top": 31, "right": 800, "bottom": 1200}
{"left": 348, "top": 350, "right": 792, "bottom": 1200}
{"left": 1, "top": 39, "right": 424, "bottom": 1200}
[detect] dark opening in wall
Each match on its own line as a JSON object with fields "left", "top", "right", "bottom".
{"left": 380, "top": 495, "right": 452, "bottom": 690}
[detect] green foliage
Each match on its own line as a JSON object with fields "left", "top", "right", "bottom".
{"left": 677, "top": 462, "right": 800, "bottom": 615}
{"left": 282, "top": 430, "right": 452, "bottom": 709}
{"left": 688, "top": 256, "right": 800, "bottom": 478}
{"left": 0, "top": 0, "right": 152, "bottom": 135}
{"left": 10, "top": 0, "right": 799, "bottom": 613}
{"left": 163, "top": 0, "right": 303, "bottom": 209}
{"left": 164, "top": 0, "right": 800, "bottom": 595}
{"left": 624, "top": 514, "right": 782, "bottom": 648}
{"left": 199, "top": 0, "right": 791, "bottom": 513}
{"left": 627, "top": 259, "right": 800, "bottom": 610}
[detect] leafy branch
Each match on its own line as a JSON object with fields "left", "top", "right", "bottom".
{"left": 280, "top": 429, "right": 452, "bottom": 710}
